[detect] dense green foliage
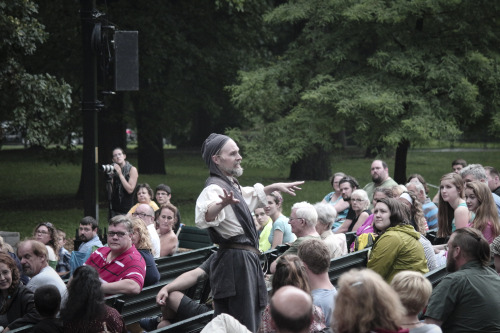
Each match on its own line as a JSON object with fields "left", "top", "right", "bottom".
{"left": 228, "top": 0, "right": 500, "bottom": 170}
{"left": 0, "top": 0, "right": 72, "bottom": 146}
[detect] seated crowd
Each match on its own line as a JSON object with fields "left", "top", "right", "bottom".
{"left": 4, "top": 160, "right": 500, "bottom": 333}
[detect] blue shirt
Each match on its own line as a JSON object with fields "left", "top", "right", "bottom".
{"left": 78, "top": 234, "right": 103, "bottom": 254}
{"left": 268, "top": 215, "right": 295, "bottom": 245}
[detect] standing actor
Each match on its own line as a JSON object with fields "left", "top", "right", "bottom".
{"left": 195, "top": 133, "right": 303, "bottom": 332}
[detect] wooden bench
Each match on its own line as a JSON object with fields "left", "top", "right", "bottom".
{"left": 149, "top": 310, "right": 214, "bottom": 333}
{"left": 178, "top": 226, "right": 213, "bottom": 249}
{"left": 106, "top": 246, "right": 215, "bottom": 325}
{"left": 9, "top": 325, "right": 33, "bottom": 333}
{"left": 328, "top": 248, "right": 370, "bottom": 286}
{"left": 156, "top": 245, "right": 216, "bottom": 283}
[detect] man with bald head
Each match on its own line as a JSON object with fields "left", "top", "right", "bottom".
{"left": 133, "top": 203, "right": 161, "bottom": 258}
{"left": 195, "top": 133, "right": 304, "bottom": 332}
{"left": 270, "top": 286, "right": 314, "bottom": 333}
{"left": 363, "top": 160, "right": 397, "bottom": 208}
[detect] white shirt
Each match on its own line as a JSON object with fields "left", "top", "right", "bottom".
{"left": 195, "top": 183, "right": 267, "bottom": 239}
{"left": 147, "top": 224, "right": 161, "bottom": 258}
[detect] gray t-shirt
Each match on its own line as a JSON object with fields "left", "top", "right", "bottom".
{"left": 311, "top": 288, "right": 337, "bottom": 327}
{"left": 27, "top": 266, "right": 67, "bottom": 302}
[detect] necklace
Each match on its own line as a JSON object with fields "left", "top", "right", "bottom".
{"left": 402, "top": 321, "right": 421, "bottom": 326}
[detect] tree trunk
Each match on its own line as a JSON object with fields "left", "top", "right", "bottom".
{"left": 134, "top": 93, "right": 166, "bottom": 175}
{"left": 394, "top": 139, "right": 410, "bottom": 184}
{"left": 289, "top": 145, "right": 330, "bottom": 181}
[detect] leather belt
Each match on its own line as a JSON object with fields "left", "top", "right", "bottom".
{"left": 218, "top": 243, "right": 261, "bottom": 256}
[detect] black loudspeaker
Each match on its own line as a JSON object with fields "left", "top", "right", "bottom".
{"left": 113, "top": 31, "right": 139, "bottom": 91}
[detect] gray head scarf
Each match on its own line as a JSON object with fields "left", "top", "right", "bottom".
{"left": 201, "top": 133, "right": 231, "bottom": 178}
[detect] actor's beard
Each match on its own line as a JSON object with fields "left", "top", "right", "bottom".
{"left": 221, "top": 165, "right": 244, "bottom": 178}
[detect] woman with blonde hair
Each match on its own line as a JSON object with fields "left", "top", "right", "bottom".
{"left": 336, "top": 189, "right": 371, "bottom": 233}
{"left": 333, "top": 268, "right": 407, "bottom": 333}
{"left": 464, "top": 181, "right": 500, "bottom": 243}
{"left": 259, "top": 255, "right": 326, "bottom": 332}
{"left": 131, "top": 218, "right": 160, "bottom": 287}
{"left": 391, "top": 271, "right": 442, "bottom": 333}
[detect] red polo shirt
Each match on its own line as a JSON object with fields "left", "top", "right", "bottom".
{"left": 85, "top": 244, "right": 146, "bottom": 291}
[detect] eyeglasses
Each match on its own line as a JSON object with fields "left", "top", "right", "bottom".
{"left": 351, "top": 198, "right": 365, "bottom": 203}
{"left": 107, "top": 231, "right": 128, "bottom": 238}
{"left": 36, "top": 230, "right": 49, "bottom": 235}
{"left": 289, "top": 218, "right": 303, "bottom": 223}
{"left": 132, "top": 212, "right": 153, "bottom": 218}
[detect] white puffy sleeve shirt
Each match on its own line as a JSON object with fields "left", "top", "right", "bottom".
{"left": 195, "top": 183, "right": 267, "bottom": 239}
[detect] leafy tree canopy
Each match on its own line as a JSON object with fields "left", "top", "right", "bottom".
{"left": 0, "top": 0, "right": 72, "bottom": 147}
{"left": 228, "top": 0, "right": 500, "bottom": 169}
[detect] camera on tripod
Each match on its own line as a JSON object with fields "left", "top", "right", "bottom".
{"left": 101, "top": 164, "right": 115, "bottom": 173}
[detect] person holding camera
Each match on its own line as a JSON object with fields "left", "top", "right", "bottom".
{"left": 107, "top": 147, "right": 138, "bottom": 217}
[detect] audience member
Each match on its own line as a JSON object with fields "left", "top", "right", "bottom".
{"left": 33, "top": 285, "right": 63, "bottom": 333}
{"left": 490, "top": 235, "right": 500, "bottom": 274}
{"left": 297, "top": 239, "right": 337, "bottom": 327}
{"left": 390, "top": 271, "right": 442, "bottom": 333}
{"left": 55, "top": 229, "right": 70, "bottom": 278}
{"left": 265, "top": 191, "right": 295, "bottom": 249}
{"left": 132, "top": 203, "right": 161, "bottom": 258}
{"left": 195, "top": 133, "right": 303, "bottom": 332}
{"left": 155, "top": 203, "right": 179, "bottom": 256}
{"left": 452, "top": 158, "right": 467, "bottom": 173}
{"left": 332, "top": 268, "right": 407, "bottom": 333}
{"left": 432, "top": 159, "right": 468, "bottom": 204}
{"left": 269, "top": 286, "right": 315, "bottom": 333}
{"left": 61, "top": 266, "right": 127, "bottom": 332}
{"left": 32, "top": 222, "right": 59, "bottom": 264}
{"left": 260, "top": 255, "right": 325, "bottom": 332}
{"left": 406, "top": 179, "right": 438, "bottom": 229}
{"left": 255, "top": 207, "right": 272, "bottom": 252}
{"left": 425, "top": 228, "right": 500, "bottom": 332}
{"left": 314, "top": 203, "right": 346, "bottom": 258}
{"left": 335, "top": 176, "right": 360, "bottom": 233}
{"left": 85, "top": 215, "right": 146, "bottom": 295}
{"left": 399, "top": 192, "right": 438, "bottom": 271}
{"left": 0, "top": 235, "right": 28, "bottom": 285}
{"left": 367, "top": 198, "right": 428, "bottom": 282}
{"left": 201, "top": 313, "right": 251, "bottom": 333}
{"left": 17, "top": 240, "right": 67, "bottom": 299}
{"left": 363, "top": 160, "right": 398, "bottom": 207}
{"left": 77, "top": 216, "right": 103, "bottom": 253}
{"left": 108, "top": 147, "right": 138, "bottom": 217}
{"left": 464, "top": 181, "right": 500, "bottom": 243}
{"left": 321, "top": 172, "right": 350, "bottom": 229}
{"left": 130, "top": 217, "right": 160, "bottom": 287}
{"left": 128, "top": 183, "right": 160, "bottom": 214}
{"left": 270, "top": 202, "right": 320, "bottom": 274}
{"left": 0, "top": 253, "right": 41, "bottom": 331}
{"left": 392, "top": 184, "right": 408, "bottom": 197}
{"left": 155, "top": 184, "right": 182, "bottom": 233}
{"left": 336, "top": 189, "right": 371, "bottom": 233}
{"left": 484, "top": 166, "right": 500, "bottom": 197}
{"left": 461, "top": 164, "right": 500, "bottom": 215}
{"left": 436, "top": 173, "right": 469, "bottom": 240}
{"left": 352, "top": 187, "right": 395, "bottom": 249}
{"left": 140, "top": 253, "right": 215, "bottom": 331}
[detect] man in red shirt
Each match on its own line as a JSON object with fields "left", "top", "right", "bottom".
{"left": 85, "top": 215, "right": 146, "bottom": 295}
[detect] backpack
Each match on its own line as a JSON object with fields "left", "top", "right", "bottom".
{"left": 353, "top": 233, "right": 377, "bottom": 252}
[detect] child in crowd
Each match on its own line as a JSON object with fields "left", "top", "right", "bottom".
{"left": 33, "top": 285, "right": 63, "bottom": 333}
{"left": 56, "top": 229, "right": 71, "bottom": 279}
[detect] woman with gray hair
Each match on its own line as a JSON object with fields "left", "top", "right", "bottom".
{"left": 314, "top": 203, "right": 347, "bottom": 257}
{"left": 336, "top": 189, "right": 371, "bottom": 233}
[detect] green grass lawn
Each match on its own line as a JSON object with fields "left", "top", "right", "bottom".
{"left": 1, "top": 145, "right": 499, "bottom": 241}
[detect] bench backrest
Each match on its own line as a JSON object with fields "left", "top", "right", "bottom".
{"left": 424, "top": 264, "right": 447, "bottom": 288}
{"left": 329, "top": 248, "right": 370, "bottom": 286}
{"left": 149, "top": 310, "right": 214, "bottom": 333}
{"left": 178, "top": 226, "right": 213, "bottom": 249}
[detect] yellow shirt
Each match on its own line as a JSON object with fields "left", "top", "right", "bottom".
{"left": 259, "top": 218, "right": 273, "bottom": 252}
